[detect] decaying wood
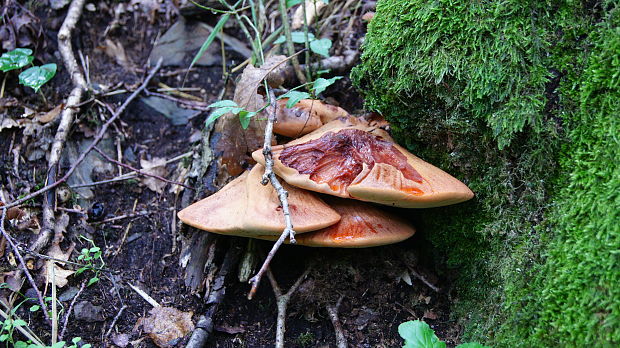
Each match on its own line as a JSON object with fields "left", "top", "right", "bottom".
{"left": 185, "top": 243, "right": 241, "bottom": 348}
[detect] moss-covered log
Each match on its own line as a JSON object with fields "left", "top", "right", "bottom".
{"left": 352, "top": 1, "right": 619, "bottom": 346}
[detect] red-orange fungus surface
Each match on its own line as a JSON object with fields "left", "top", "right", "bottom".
{"left": 323, "top": 214, "right": 378, "bottom": 242}
{"left": 279, "top": 129, "right": 423, "bottom": 192}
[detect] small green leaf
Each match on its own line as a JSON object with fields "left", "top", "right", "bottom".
{"left": 0, "top": 48, "right": 33, "bottom": 72}
{"left": 205, "top": 106, "right": 244, "bottom": 126}
{"left": 72, "top": 337, "right": 82, "bottom": 344}
{"left": 312, "top": 76, "right": 342, "bottom": 95}
{"left": 14, "top": 341, "right": 28, "bottom": 348}
{"left": 18, "top": 63, "right": 57, "bottom": 92}
{"left": 208, "top": 100, "right": 238, "bottom": 108}
{"left": 87, "top": 277, "right": 99, "bottom": 287}
{"left": 13, "top": 319, "right": 27, "bottom": 327}
{"left": 309, "top": 38, "right": 332, "bottom": 57}
{"left": 0, "top": 334, "right": 8, "bottom": 342}
{"left": 82, "top": 344, "right": 92, "bottom": 348}
{"left": 274, "top": 31, "right": 316, "bottom": 44}
{"left": 51, "top": 341, "right": 66, "bottom": 348}
{"left": 286, "top": 0, "right": 304, "bottom": 8}
{"left": 29, "top": 305, "right": 40, "bottom": 312}
{"left": 239, "top": 110, "right": 257, "bottom": 129}
{"left": 398, "top": 320, "right": 446, "bottom": 348}
{"left": 75, "top": 267, "right": 87, "bottom": 275}
{"left": 89, "top": 247, "right": 100, "bottom": 253}
{"left": 279, "top": 90, "right": 311, "bottom": 108}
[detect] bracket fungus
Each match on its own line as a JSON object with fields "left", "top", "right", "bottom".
{"left": 177, "top": 165, "right": 340, "bottom": 236}
{"left": 272, "top": 99, "right": 350, "bottom": 137}
{"left": 258, "top": 197, "right": 416, "bottom": 247}
{"left": 253, "top": 118, "right": 474, "bottom": 208}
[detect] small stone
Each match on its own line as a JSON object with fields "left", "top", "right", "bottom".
{"left": 73, "top": 301, "right": 105, "bottom": 322}
{"left": 59, "top": 286, "right": 79, "bottom": 302}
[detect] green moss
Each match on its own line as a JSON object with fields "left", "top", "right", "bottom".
{"left": 352, "top": 0, "right": 619, "bottom": 346}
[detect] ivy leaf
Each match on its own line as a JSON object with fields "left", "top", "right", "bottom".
{"left": 274, "top": 31, "right": 316, "bottom": 44}
{"left": 398, "top": 320, "right": 446, "bottom": 348}
{"left": 205, "top": 106, "right": 244, "bottom": 126}
{"left": 208, "top": 100, "right": 238, "bottom": 108}
{"left": 286, "top": 0, "right": 304, "bottom": 8}
{"left": 279, "top": 90, "right": 311, "bottom": 108}
{"left": 239, "top": 110, "right": 257, "bottom": 129}
{"left": 18, "top": 63, "right": 57, "bottom": 92}
{"left": 312, "top": 76, "right": 342, "bottom": 95}
{"left": 309, "top": 38, "right": 332, "bottom": 57}
{"left": 0, "top": 48, "right": 34, "bottom": 72}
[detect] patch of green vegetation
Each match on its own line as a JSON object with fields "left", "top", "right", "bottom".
{"left": 352, "top": 0, "right": 619, "bottom": 346}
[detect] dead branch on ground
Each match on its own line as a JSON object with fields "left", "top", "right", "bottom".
{"left": 92, "top": 147, "right": 193, "bottom": 190}
{"left": 326, "top": 296, "right": 348, "bottom": 348}
{"left": 0, "top": 59, "right": 163, "bottom": 213}
{"left": 185, "top": 244, "right": 241, "bottom": 348}
{"left": 0, "top": 206, "right": 50, "bottom": 324}
{"left": 41, "top": 0, "right": 87, "bottom": 256}
{"left": 247, "top": 90, "right": 296, "bottom": 299}
{"left": 267, "top": 266, "right": 312, "bottom": 348}
{"left": 58, "top": 280, "right": 86, "bottom": 341}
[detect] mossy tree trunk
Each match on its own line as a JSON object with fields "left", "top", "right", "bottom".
{"left": 352, "top": 1, "right": 619, "bottom": 346}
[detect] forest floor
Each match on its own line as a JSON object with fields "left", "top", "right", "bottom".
{"left": 0, "top": 1, "right": 462, "bottom": 347}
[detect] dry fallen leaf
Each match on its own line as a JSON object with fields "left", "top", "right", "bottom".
{"left": 100, "top": 39, "right": 134, "bottom": 71}
{"left": 423, "top": 309, "right": 439, "bottom": 320}
{"left": 136, "top": 306, "right": 194, "bottom": 348}
{"left": 140, "top": 157, "right": 168, "bottom": 193}
{"left": 214, "top": 55, "right": 287, "bottom": 175}
{"left": 43, "top": 214, "right": 75, "bottom": 287}
{"left": 292, "top": 0, "right": 327, "bottom": 29}
{"left": 35, "top": 103, "right": 64, "bottom": 124}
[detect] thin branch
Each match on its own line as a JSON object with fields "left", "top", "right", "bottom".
{"left": 247, "top": 90, "right": 296, "bottom": 299}
{"left": 1, "top": 59, "right": 163, "bottom": 212}
{"left": 104, "top": 305, "right": 128, "bottom": 338}
{"left": 59, "top": 280, "right": 86, "bottom": 341}
{"left": 41, "top": 0, "right": 88, "bottom": 256}
{"left": 267, "top": 267, "right": 311, "bottom": 348}
{"left": 0, "top": 208, "right": 50, "bottom": 323}
{"left": 92, "top": 147, "right": 193, "bottom": 190}
{"left": 326, "top": 296, "right": 348, "bottom": 348}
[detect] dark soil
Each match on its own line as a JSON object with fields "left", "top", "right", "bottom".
{"left": 0, "top": 2, "right": 462, "bottom": 347}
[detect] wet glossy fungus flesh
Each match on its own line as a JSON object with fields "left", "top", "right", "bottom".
{"left": 279, "top": 129, "right": 423, "bottom": 193}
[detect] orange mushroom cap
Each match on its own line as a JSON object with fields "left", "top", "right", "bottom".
{"left": 177, "top": 165, "right": 341, "bottom": 236}
{"left": 272, "top": 99, "right": 350, "bottom": 137}
{"left": 252, "top": 118, "right": 474, "bottom": 208}
{"left": 258, "top": 197, "right": 416, "bottom": 247}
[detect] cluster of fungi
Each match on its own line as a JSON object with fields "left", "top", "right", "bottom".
{"left": 178, "top": 99, "right": 474, "bottom": 248}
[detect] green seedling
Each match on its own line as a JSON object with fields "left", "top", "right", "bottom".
{"left": 0, "top": 48, "right": 34, "bottom": 72}
{"left": 274, "top": 31, "right": 333, "bottom": 57}
{"left": 18, "top": 64, "right": 57, "bottom": 93}
{"left": 398, "top": 320, "right": 489, "bottom": 348}
{"left": 0, "top": 48, "right": 57, "bottom": 102}
{"left": 76, "top": 236, "right": 104, "bottom": 287}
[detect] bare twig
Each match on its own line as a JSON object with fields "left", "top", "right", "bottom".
{"left": 59, "top": 280, "right": 87, "bottom": 341}
{"left": 68, "top": 175, "right": 138, "bottom": 188}
{"left": 0, "top": 208, "right": 50, "bottom": 323}
{"left": 93, "top": 147, "right": 193, "bottom": 190}
{"left": 1, "top": 59, "right": 163, "bottom": 213}
{"left": 267, "top": 267, "right": 311, "bottom": 348}
{"left": 406, "top": 265, "right": 440, "bottom": 293}
{"left": 326, "top": 296, "right": 348, "bottom": 348}
{"left": 129, "top": 283, "right": 160, "bottom": 307}
{"left": 40, "top": 0, "right": 88, "bottom": 256}
{"left": 104, "top": 305, "right": 128, "bottom": 338}
{"left": 247, "top": 90, "right": 296, "bottom": 299}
